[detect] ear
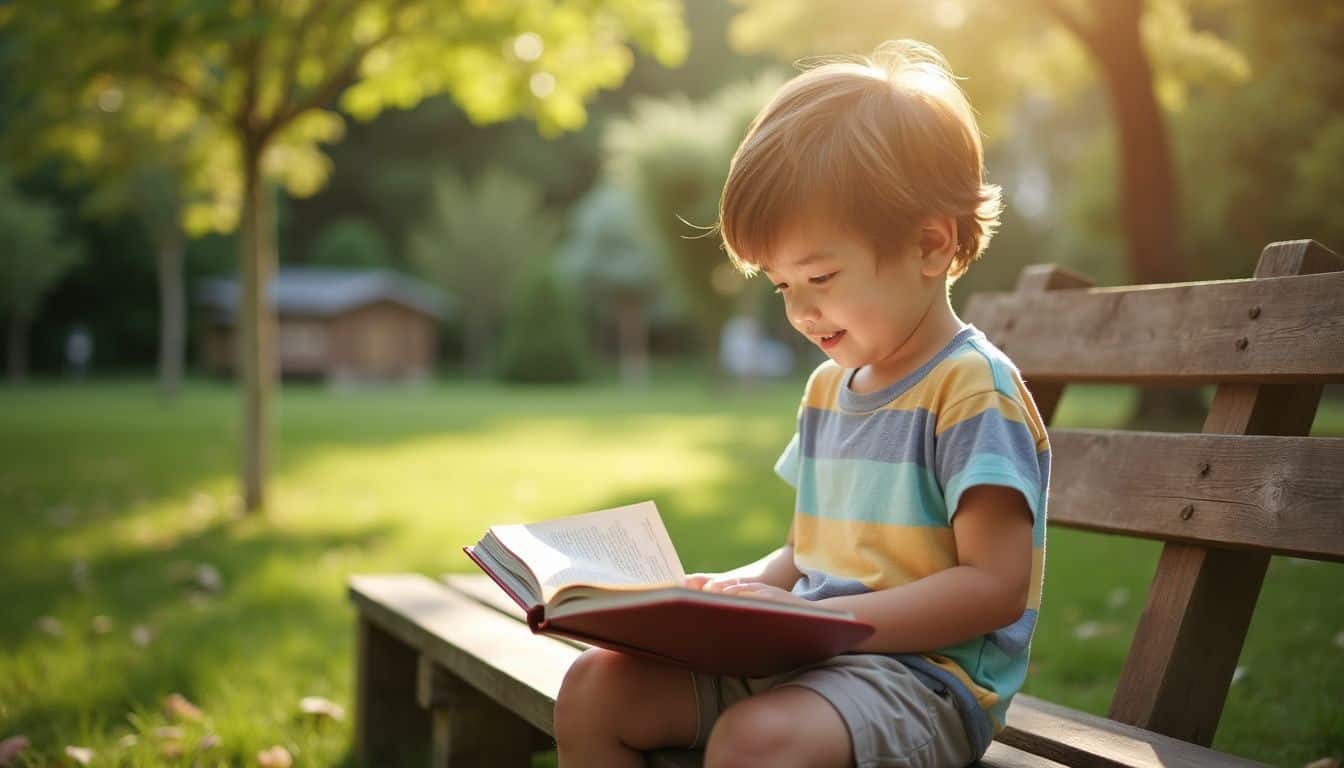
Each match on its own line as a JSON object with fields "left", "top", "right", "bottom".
{"left": 916, "top": 216, "right": 958, "bottom": 278}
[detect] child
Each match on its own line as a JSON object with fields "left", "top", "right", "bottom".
{"left": 554, "top": 39, "right": 1047, "bottom": 768}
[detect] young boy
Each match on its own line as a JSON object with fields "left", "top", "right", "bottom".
{"left": 554, "top": 39, "right": 1048, "bottom": 768}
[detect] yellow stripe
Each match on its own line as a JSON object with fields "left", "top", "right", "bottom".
{"left": 793, "top": 515, "right": 958, "bottom": 589}
{"left": 922, "top": 653, "right": 1001, "bottom": 710}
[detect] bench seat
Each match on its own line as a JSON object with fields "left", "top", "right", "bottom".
{"left": 349, "top": 573, "right": 1265, "bottom": 768}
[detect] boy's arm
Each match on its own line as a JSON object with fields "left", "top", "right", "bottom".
{"left": 818, "top": 485, "right": 1032, "bottom": 653}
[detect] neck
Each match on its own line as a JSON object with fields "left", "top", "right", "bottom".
{"left": 853, "top": 292, "right": 964, "bottom": 394}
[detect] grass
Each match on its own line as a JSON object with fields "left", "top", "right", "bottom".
{"left": 1, "top": 374, "right": 1342, "bottom": 766}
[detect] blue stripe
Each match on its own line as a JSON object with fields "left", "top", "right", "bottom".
{"left": 796, "top": 457, "right": 947, "bottom": 526}
{"left": 936, "top": 407, "right": 1043, "bottom": 487}
{"left": 799, "top": 406, "right": 937, "bottom": 467}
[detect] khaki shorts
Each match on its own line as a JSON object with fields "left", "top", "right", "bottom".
{"left": 690, "top": 654, "right": 975, "bottom": 768}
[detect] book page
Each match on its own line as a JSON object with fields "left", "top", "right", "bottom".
{"left": 490, "top": 501, "right": 685, "bottom": 602}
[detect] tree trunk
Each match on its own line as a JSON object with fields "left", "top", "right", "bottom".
{"left": 239, "top": 137, "right": 277, "bottom": 513}
{"left": 7, "top": 313, "right": 28, "bottom": 383}
{"left": 1092, "top": 0, "right": 1185, "bottom": 286}
{"left": 157, "top": 227, "right": 186, "bottom": 400}
{"left": 1087, "top": 0, "right": 1203, "bottom": 427}
{"left": 614, "top": 293, "right": 649, "bottom": 386}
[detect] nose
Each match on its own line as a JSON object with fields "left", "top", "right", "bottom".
{"left": 786, "top": 293, "right": 820, "bottom": 331}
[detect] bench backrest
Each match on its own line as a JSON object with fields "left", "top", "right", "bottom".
{"left": 963, "top": 239, "right": 1344, "bottom": 747}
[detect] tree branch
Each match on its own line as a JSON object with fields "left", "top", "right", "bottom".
{"left": 1033, "top": 0, "right": 1101, "bottom": 52}
{"left": 263, "top": 5, "right": 406, "bottom": 137}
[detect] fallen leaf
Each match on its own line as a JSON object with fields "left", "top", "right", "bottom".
{"left": 163, "top": 693, "right": 203, "bottom": 722}
{"left": 65, "top": 745, "right": 94, "bottom": 764}
{"left": 257, "top": 745, "right": 293, "bottom": 768}
{"left": 1304, "top": 759, "right": 1340, "bottom": 768}
{"left": 299, "top": 696, "right": 345, "bottom": 722}
{"left": 1072, "top": 621, "right": 1103, "bottom": 640}
{"left": 91, "top": 615, "right": 113, "bottom": 635}
{"left": 0, "top": 736, "right": 30, "bottom": 766}
{"left": 195, "top": 564, "right": 222, "bottom": 593}
{"left": 36, "top": 616, "right": 63, "bottom": 637}
{"left": 131, "top": 625, "right": 153, "bottom": 648}
{"left": 199, "top": 734, "right": 220, "bottom": 750}
{"left": 158, "top": 741, "right": 184, "bottom": 759}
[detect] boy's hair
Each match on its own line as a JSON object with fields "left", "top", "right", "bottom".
{"left": 719, "top": 40, "right": 1002, "bottom": 284}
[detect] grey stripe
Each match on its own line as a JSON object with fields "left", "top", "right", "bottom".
{"left": 799, "top": 407, "right": 938, "bottom": 467}
{"left": 936, "top": 407, "right": 1046, "bottom": 489}
{"left": 988, "top": 609, "right": 1038, "bottom": 656}
{"left": 790, "top": 567, "right": 873, "bottom": 601}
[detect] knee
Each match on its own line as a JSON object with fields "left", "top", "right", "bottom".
{"left": 553, "top": 649, "right": 629, "bottom": 743}
{"left": 704, "top": 703, "right": 797, "bottom": 768}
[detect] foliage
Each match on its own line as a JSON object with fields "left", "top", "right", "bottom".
{"left": 605, "top": 74, "right": 783, "bottom": 368}
{"left": 1, "top": 0, "right": 689, "bottom": 235}
{"left": 0, "top": 170, "right": 82, "bottom": 322}
{"left": 409, "top": 169, "right": 561, "bottom": 372}
{"left": 497, "top": 256, "right": 589, "bottom": 384}
{"left": 308, "top": 216, "right": 392, "bottom": 268}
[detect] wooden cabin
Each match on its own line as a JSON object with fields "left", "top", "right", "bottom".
{"left": 197, "top": 268, "right": 445, "bottom": 383}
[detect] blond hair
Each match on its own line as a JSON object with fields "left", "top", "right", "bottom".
{"left": 719, "top": 40, "right": 1002, "bottom": 283}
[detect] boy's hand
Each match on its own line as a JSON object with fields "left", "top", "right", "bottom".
{"left": 718, "top": 582, "right": 813, "bottom": 608}
{"left": 682, "top": 574, "right": 775, "bottom": 593}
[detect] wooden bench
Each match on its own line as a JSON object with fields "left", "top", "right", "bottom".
{"left": 348, "top": 239, "right": 1344, "bottom": 767}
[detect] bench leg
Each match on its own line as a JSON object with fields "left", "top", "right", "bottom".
{"left": 354, "top": 616, "right": 432, "bottom": 766}
{"left": 417, "top": 655, "right": 542, "bottom": 767}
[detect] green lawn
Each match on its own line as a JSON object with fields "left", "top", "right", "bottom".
{"left": 1, "top": 376, "right": 1341, "bottom": 766}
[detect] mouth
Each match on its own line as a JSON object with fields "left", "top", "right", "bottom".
{"left": 816, "top": 330, "right": 846, "bottom": 349}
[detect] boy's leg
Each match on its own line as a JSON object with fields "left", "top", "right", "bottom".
{"left": 554, "top": 648, "right": 700, "bottom": 768}
{"left": 705, "top": 685, "right": 852, "bottom": 768}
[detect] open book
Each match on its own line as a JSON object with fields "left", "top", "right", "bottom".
{"left": 463, "top": 500, "right": 874, "bottom": 676}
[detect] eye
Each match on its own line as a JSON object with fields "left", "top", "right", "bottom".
{"left": 809, "top": 272, "right": 838, "bottom": 285}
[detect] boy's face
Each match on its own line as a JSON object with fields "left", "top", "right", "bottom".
{"left": 762, "top": 217, "right": 942, "bottom": 375}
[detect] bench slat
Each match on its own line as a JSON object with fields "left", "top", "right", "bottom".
{"left": 349, "top": 574, "right": 580, "bottom": 735}
{"left": 1001, "top": 695, "right": 1265, "bottom": 768}
{"left": 1048, "top": 429, "right": 1344, "bottom": 561}
{"left": 964, "top": 269, "right": 1344, "bottom": 384}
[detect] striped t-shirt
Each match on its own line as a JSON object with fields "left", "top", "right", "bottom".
{"left": 775, "top": 325, "right": 1049, "bottom": 755}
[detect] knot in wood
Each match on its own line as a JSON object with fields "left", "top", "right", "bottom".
{"left": 1180, "top": 503, "right": 1195, "bottom": 520}
{"left": 1235, "top": 337, "right": 1249, "bottom": 351}
{"left": 1198, "top": 462, "right": 1211, "bottom": 477}
{"left": 1248, "top": 305, "right": 1261, "bottom": 319}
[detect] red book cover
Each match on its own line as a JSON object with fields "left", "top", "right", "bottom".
{"left": 463, "top": 545, "right": 874, "bottom": 677}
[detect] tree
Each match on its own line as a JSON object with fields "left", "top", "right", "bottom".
{"left": 409, "top": 170, "right": 561, "bottom": 376}
{"left": 606, "top": 74, "right": 782, "bottom": 377}
{"left": 556, "top": 183, "right": 661, "bottom": 385}
{"left": 1, "top": 0, "right": 686, "bottom": 511}
{"left": 0, "top": 170, "right": 82, "bottom": 382}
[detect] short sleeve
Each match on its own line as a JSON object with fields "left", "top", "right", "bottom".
{"left": 935, "top": 391, "right": 1047, "bottom": 524}
{"left": 774, "top": 432, "right": 801, "bottom": 488}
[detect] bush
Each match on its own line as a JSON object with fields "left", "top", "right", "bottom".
{"left": 496, "top": 258, "right": 589, "bottom": 383}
